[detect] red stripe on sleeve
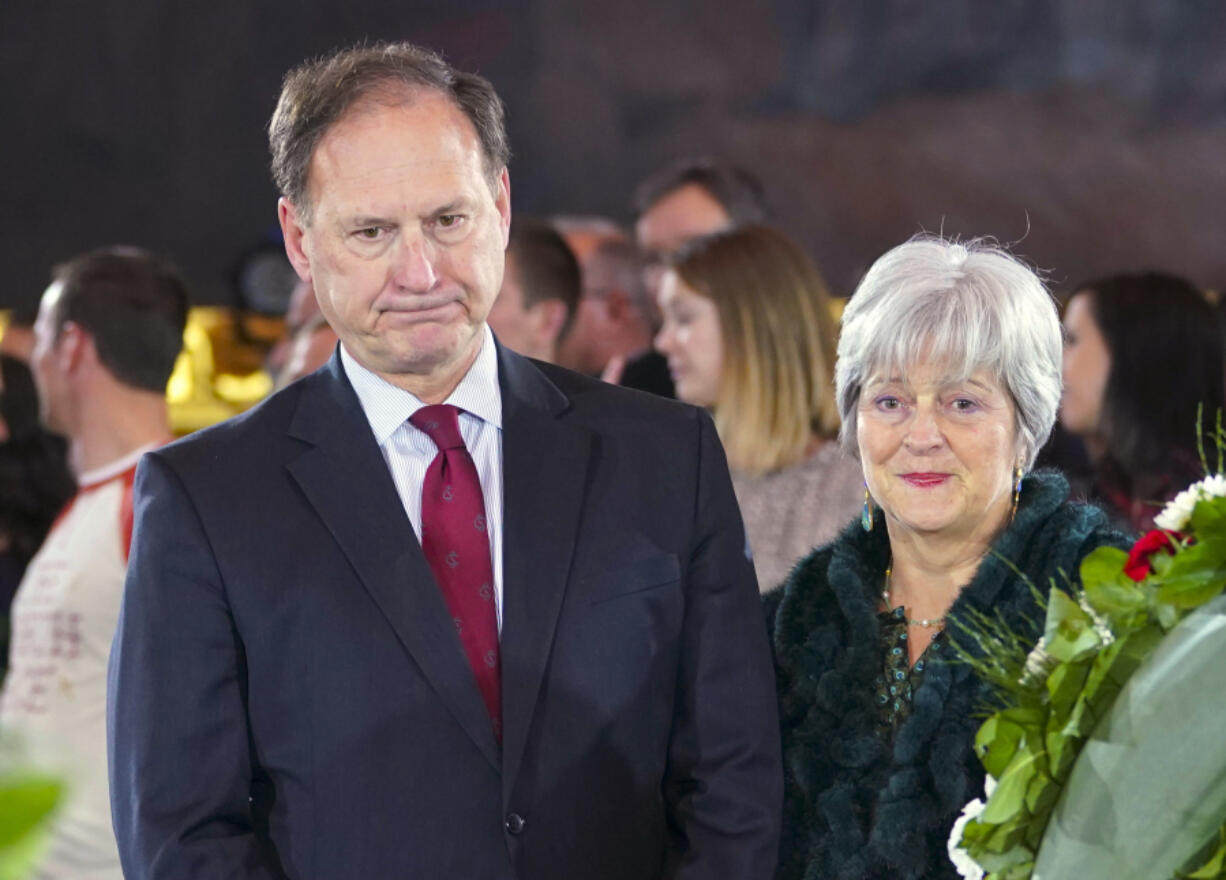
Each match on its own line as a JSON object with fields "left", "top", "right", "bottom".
{"left": 120, "top": 467, "right": 137, "bottom": 563}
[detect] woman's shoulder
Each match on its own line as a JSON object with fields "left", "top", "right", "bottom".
{"left": 765, "top": 541, "right": 837, "bottom": 640}
{"left": 998, "top": 469, "right": 1134, "bottom": 589}
{"left": 1026, "top": 470, "right": 1133, "bottom": 549}
{"left": 767, "top": 519, "right": 889, "bottom": 644}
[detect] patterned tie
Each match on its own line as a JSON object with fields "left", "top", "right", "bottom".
{"left": 410, "top": 404, "right": 501, "bottom": 739}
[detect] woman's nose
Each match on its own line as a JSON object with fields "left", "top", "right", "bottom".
{"left": 903, "top": 405, "right": 944, "bottom": 451}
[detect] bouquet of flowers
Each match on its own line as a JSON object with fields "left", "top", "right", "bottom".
{"left": 949, "top": 427, "right": 1226, "bottom": 880}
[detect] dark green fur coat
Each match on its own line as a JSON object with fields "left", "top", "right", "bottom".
{"left": 765, "top": 471, "right": 1130, "bottom": 880}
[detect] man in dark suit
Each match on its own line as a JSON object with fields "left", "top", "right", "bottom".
{"left": 107, "top": 42, "right": 781, "bottom": 880}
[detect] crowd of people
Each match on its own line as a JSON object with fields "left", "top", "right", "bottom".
{"left": 0, "top": 39, "right": 1223, "bottom": 880}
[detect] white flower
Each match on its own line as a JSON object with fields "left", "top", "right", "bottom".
{"left": 1154, "top": 473, "right": 1226, "bottom": 532}
{"left": 1020, "top": 635, "right": 1056, "bottom": 687}
{"left": 1156, "top": 486, "right": 1198, "bottom": 532}
{"left": 947, "top": 777, "right": 996, "bottom": 880}
{"left": 1076, "top": 594, "right": 1116, "bottom": 647}
{"left": 1201, "top": 473, "right": 1226, "bottom": 499}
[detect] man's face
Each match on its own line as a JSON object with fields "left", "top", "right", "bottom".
{"left": 487, "top": 253, "right": 534, "bottom": 356}
{"left": 635, "top": 183, "right": 732, "bottom": 299}
{"left": 555, "top": 230, "right": 626, "bottom": 375}
{"left": 487, "top": 252, "right": 565, "bottom": 362}
{"left": 556, "top": 292, "right": 615, "bottom": 375}
{"left": 280, "top": 90, "right": 511, "bottom": 392}
{"left": 30, "top": 281, "right": 69, "bottom": 434}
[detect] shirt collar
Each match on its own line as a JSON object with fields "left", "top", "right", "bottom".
{"left": 77, "top": 441, "right": 163, "bottom": 489}
{"left": 340, "top": 324, "right": 503, "bottom": 446}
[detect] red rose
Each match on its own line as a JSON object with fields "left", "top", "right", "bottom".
{"left": 1123, "top": 529, "right": 1181, "bottom": 581}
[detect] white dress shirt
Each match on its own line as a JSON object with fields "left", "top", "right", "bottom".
{"left": 340, "top": 325, "right": 505, "bottom": 630}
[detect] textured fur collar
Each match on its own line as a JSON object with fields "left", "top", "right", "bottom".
{"left": 768, "top": 471, "right": 1130, "bottom": 880}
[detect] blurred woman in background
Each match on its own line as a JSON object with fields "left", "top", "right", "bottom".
{"left": 1061, "top": 272, "right": 1223, "bottom": 532}
{"left": 654, "top": 224, "right": 862, "bottom": 591}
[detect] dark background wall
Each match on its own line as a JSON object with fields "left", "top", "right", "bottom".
{"left": 4, "top": 0, "right": 1226, "bottom": 309}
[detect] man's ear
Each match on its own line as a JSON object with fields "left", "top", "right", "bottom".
{"left": 279, "top": 198, "right": 314, "bottom": 283}
{"left": 494, "top": 169, "right": 512, "bottom": 249}
{"left": 605, "top": 288, "right": 632, "bottom": 322}
{"left": 55, "top": 321, "right": 92, "bottom": 375}
{"left": 531, "top": 300, "right": 569, "bottom": 347}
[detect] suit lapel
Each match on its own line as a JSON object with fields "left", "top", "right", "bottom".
{"left": 496, "top": 347, "right": 592, "bottom": 797}
{"left": 285, "top": 357, "right": 501, "bottom": 771}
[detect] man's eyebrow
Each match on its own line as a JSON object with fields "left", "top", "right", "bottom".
{"left": 430, "top": 199, "right": 470, "bottom": 216}
{"left": 347, "top": 215, "right": 394, "bottom": 227}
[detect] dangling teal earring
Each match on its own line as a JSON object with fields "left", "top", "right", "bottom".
{"left": 861, "top": 485, "right": 874, "bottom": 532}
{"left": 1010, "top": 465, "right": 1024, "bottom": 521}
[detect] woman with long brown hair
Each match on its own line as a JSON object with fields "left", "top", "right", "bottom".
{"left": 654, "top": 224, "right": 862, "bottom": 590}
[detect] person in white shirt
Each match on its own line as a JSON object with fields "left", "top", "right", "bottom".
{"left": 0, "top": 246, "right": 186, "bottom": 880}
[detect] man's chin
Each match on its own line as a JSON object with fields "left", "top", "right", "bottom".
{"left": 355, "top": 325, "right": 483, "bottom": 380}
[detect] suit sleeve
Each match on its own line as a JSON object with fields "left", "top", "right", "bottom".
{"left": 661, "top": 410, "right": 784, "bottom": 880}
{"left": 107, "top": 452, "right": 285, "bottom": 879}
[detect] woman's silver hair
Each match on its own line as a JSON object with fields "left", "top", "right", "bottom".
{"left": 835, "top": 236, "right": 1062, "bottom": 470}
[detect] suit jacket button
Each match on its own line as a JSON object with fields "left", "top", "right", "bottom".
{"left": 504, "top": 813, "right": 525, "bottom": 835}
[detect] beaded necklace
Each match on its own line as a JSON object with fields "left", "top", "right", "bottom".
{"left": 881, "top": 566, "right": 946, "bottom": 629}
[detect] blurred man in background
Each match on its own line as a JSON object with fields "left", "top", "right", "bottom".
{"left": 486, "top": 217, "right": 580, "bottom": 363}
{"left": 0, "top": 246, "right": 186, "bottom": 880}
{"left": 633, "top": 158, "right": 769, "bottom": 299}
{"left": 612, "top": 158, "right": 770, "bottom": 396}
{"left": 556, "top": 235, "right": 660, "bottom": 387}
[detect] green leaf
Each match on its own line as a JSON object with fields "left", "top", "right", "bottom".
{"left": 981, "top": 744, "right": 1042, "bottom": 824}
{"left": 1024, "top": 770, "right": 1058, "bottom": 816}
{"left": 1084, "top": 577, "right": 1147, "bottom": 627}
{"left": 1082, "top": 546, "right": 1149, "bottom": 628}
{"left": 1153, "top": 571, "right": 1226, "bottom": 612}
{"left": 977, "top": 710, "right": 1040, "bottom": 779}
{"left": 1190, "top": 493, "right": 1226, "bottom": 537}
{"left": 1045, "top": 731, "right": 1073, "bottom": 778}
{"left": 969, "top": 824, "right": 1031, "bottom": 867}
{"left": 1155, "top": 600, "right": 1180, "bottom": 630}
{"left": 1046, "top": 659, "right": 1091, "bottom": 721}
{"left": 992, "top": 862, "right": 1037, "bottom": 880}
{"left": 0, "top": 774, "right": 63, "bottom": 880}
{"left": 1179, "top": 822, "right": 1226, "bottom": 879}
{"left": 983, "top": 819, "right": 1029, "bottom": 853}
{"left": 1043, "top": 590, "right": 1102, "bottom": 664}
{"left": 0, "top": 775, "right": 61, "bottom": 849}
{"left": 1079, "top": 547, "right": 1130, "bottom": 591}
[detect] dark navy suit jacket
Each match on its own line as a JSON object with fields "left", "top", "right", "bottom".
{"left": 108, "top": 342, "right": 782, "bottom": 879}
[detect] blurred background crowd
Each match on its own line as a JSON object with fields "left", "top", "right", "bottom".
{"left": 4, "top": 0, "right": 1226, "bottom": 651}
{"left": 1, "top": 3, "right": 1226, "bottom": 874}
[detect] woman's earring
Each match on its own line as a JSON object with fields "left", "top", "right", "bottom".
{"left": 861, "top": 486, "right": 874, "bottom": 532}
{"left": 1010, "top": 465, "right": 1024, "bottom": 521}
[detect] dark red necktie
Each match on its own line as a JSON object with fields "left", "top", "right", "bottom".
{"left": 410, "top": 404, "right": 501, "bottom": 739}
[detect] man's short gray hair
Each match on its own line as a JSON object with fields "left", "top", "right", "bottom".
{"left": 269, "top": 42, "right": 509, "bottom": 221}
{"left": 835, "top": 236, "right": 1062, "bottom": 469}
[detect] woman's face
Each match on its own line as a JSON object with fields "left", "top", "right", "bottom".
{"left": 654, "top": 270, "right": 723, "bottom": 407}
{"left": 1060, "top": 291, "right": 1112, "bottom": 437}
{"left": 858, "top": 363, "right": 1019, "bottom": 542}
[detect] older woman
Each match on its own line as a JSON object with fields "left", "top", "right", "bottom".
{"left": 767, "top": 237, "right": 1131, "bottom": 880}
{"left": 654, "top": 225, "right": 862, "bottom": 590}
